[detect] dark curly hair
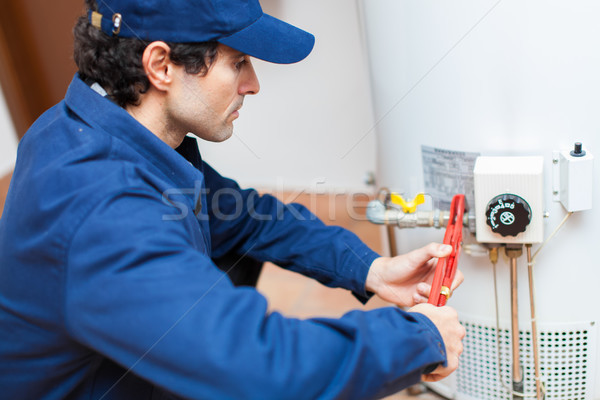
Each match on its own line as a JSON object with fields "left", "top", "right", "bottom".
{"left": 73, "top": 0, "right": 219, "bottom": 107}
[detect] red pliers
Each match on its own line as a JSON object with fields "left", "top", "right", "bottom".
{"left": 428, "top": 194, "right": 466, "bottom": 307}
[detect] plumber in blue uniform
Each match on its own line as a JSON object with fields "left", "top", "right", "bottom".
{"left": 0, "top": 0, "right": 465, "bottom": 398}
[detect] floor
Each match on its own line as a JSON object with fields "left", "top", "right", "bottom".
{"left": 254, "top": 191, "right": 445, "bottom": 399}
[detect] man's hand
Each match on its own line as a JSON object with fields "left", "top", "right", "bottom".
{"left": 409, "top": 303, "right": 466, "bottom": 381}
{"left": 365, "top": 243, "right": 464, "bottom": 307}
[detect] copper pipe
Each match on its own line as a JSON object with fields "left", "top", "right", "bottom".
{"left": 510, "top": 257, "right": 523, "bottom": 382}
{"left": 510, "top": 256, "right": 522, "bottom": 383}
{"left": 506, "top": 246, "right": 523, "bottom": 397}
{"left": 386, "top": 225, "right": 398, "bottom": 257}
{"left": 527, "top": 244, "right": 543, "bottom": 399}
{"left": 377, "top": 188, "right": 398, "bottom": 258}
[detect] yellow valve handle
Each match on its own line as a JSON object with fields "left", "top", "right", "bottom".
{"left": 390, "top": 193, "right": 425, "bottom": 213}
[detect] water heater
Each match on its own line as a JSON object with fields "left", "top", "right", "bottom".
{"left": 360, "top": 1, "right": 599, "bottom": 399}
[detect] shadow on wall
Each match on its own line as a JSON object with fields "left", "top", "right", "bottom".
{"left": 0, "top": 0, "right": 82, "bottom": 215}
{"left": 0, "top": 0, "right": 81, "bottom": 138}
{"left": 0, "top": 172, "right": 12, "bottom": 218}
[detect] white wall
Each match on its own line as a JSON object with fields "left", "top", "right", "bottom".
{"left": 0, "top": 83, "right": 18, "bottom": 176}
{"left": 197, "top": 0, "right": 376, "bottom": 192}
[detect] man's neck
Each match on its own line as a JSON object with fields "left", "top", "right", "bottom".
{"left": 125, "top": 95, "right": 185, "bottom": 149}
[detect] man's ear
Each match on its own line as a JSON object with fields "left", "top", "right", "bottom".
{"left": 142, "top": 41, "right": 175, "bottom": 92}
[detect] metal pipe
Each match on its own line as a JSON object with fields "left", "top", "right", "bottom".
{"left": 386, "top": 225, "right": 398, "bottom": 257}
{"left": 510, "top": 256, "right": 523, "bottom": 389}
{"left": 490, "top": 247, "right": 511, "bottom": 392}
{"left": 366, "top": 199, "right": 475, "bottom": 230}
{"left": 526, "top": 244, "right": 543, "bottom": 399}
{"left": 506, "top": 245, "right": 524, "bottom": 398}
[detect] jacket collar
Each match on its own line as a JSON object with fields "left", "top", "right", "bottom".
{"left": 64, "top": 74, "right": 204, "bottom": 191}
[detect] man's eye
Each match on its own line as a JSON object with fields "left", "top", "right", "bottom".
{"left": 235, "top": 59, "right": 247, "bottom": 70}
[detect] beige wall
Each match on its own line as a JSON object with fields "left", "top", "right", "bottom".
{"left": 198, "top": 0, "right": 377, "bottom": 193}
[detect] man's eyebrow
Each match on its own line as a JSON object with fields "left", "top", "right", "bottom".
{"left": 228, "top": 50, "right": 248, "bottom": 59}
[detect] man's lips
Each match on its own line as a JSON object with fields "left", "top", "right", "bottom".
{"left": 231, "top": 103, "right": 243, "bottom": 119}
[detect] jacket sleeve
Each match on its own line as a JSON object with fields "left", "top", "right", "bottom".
{"left": 65, "top": 188, "right": 446, "bottom": 400}
{"left": 203, "top": 162, "right": 379, "bottom": 299}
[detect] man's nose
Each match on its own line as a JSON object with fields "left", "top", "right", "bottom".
{"left": 240, "top": 59, "right": 260, "bottom": 95}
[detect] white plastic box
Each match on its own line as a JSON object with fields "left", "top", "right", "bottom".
{"left": 473, "top": 156, "right": 544, "bottom": 244}
{"left": 554, "top": 145, "right": 594, "bottom": 212}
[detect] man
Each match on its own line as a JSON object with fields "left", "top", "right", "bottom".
{"left": 0, "top": 0, "right": 465, "bottom": 399}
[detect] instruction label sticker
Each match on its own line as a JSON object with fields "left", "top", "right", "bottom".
{"left": 421, "top": 145, "right": 479, "bottom": 211}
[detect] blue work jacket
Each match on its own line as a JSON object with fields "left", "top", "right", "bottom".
{"left": 0, "top": 75, "right": 446, "bottom": 399}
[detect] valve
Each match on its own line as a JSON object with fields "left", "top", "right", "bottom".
{"left": 390, "top": 193, "right": 425, "bottom": 213}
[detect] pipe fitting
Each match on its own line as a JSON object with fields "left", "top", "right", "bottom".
{"left": 366, "top": 199, "right": 476, "bottom": 231}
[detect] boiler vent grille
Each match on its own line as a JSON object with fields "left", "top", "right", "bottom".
{"left": 456, "top": 319, "right": 596, "bottom": 400}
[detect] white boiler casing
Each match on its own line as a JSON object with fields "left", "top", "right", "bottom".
{"left": 361, "top": 1, "right": 599, "bottom": 399}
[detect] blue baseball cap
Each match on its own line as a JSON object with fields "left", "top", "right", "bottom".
{"left": 88, "top": 0, "right": 315, "bottom": 64}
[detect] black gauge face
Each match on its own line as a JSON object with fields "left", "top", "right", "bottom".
{"left": 485, "top": 194, "right": 531, "bottom": 237}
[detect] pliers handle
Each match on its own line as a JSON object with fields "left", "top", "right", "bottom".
{"left": 428, "top": 194, "right": 466, "bottom": 307}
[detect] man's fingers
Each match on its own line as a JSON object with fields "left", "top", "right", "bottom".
{"left": 407, "top": 243, "right": 452, "bottom": 266}
{"left": 421, "top": 350, "right": 462, "bottom": 382}
{"left": 411, "top": 304, "right": 465, "bottom": 382}
{"left": 413, "top": 291, "right": 429, "bottom": 304}
{"left": 426, "top": 242, "right": 452, "bottom": 258}
{"left": 417, "top": 269, "right": 463, "bottom": 303}
{"left": 421, "top": 373, "right": 443, "bottom": 382}
{"left": 451, "top": 269, "right": 464, "bottom": 291}
{"left": 416, "top": 282, "right": 431, "bottom": 297}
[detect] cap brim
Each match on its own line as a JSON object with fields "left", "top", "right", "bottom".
{"left": 218, "top": 14, "right": 315, "bottom": 64}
